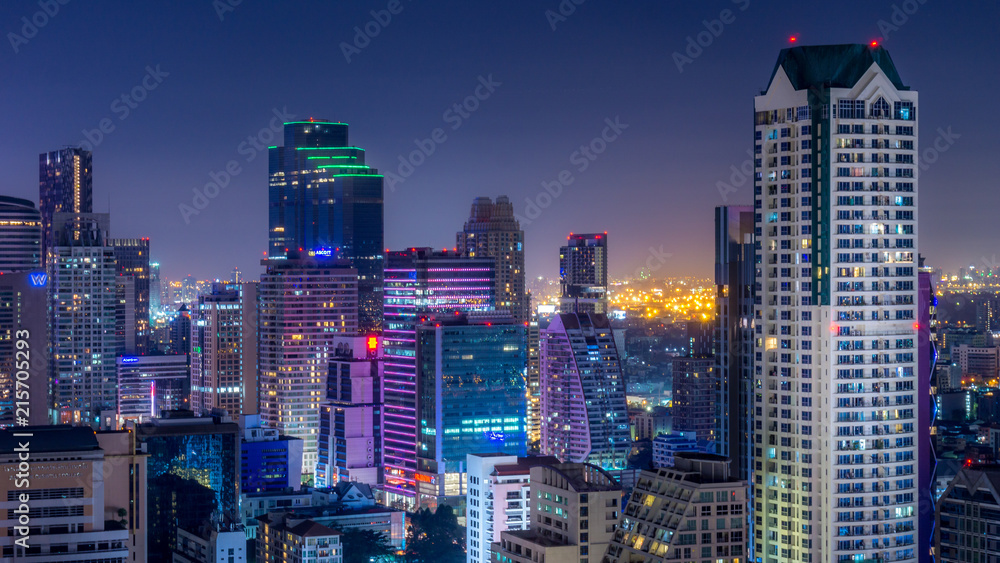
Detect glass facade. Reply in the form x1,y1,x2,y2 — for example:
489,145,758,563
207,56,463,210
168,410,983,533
268,120,384,332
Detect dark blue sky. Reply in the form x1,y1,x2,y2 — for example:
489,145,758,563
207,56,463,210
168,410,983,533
1,0,995,282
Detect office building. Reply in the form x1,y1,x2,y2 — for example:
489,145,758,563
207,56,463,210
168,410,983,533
539,312,629,471
0,426,147,562
256,512,343,563
49,213,118,427
714,205,755,482
111,238,151,355
242,414,304,493
0,270,48,426
527,312,541,448
953,344,999,380
415,314,528,511
137,410,240,563
150,261,162,313
258,258,358,473
268,119,384,332
631,406,671,442
191,282,259,419
0,195,43,272
457,196,528,324
671,356,717,443
753,44,920,562
169,303,192,355
116,354,190,422
39,147,92,262
918,263,937,563
651,431,703,468
316,334,383,489
490,462,621,563
935,464,1000,562
466,453,560,563
382,248,495,508
605,453,748,563
558,233,608,314
174,524,247,563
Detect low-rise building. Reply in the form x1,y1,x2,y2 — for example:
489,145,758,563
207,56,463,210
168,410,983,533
174,523,246,563
256,512,342,563
936,463,1000,562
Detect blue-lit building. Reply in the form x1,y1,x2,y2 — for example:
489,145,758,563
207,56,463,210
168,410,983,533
415,313,527,511
137,410,240,563
241,415,304,493
267,119,384,332
382,248,495,508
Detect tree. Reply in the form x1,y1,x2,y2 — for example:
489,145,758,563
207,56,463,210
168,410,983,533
341,528,394,563
405,505,465,563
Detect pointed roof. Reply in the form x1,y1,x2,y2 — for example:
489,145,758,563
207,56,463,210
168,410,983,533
768,44,909,92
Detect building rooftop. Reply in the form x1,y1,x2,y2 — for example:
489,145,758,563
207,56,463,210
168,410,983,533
768,43,909,92
0,425,99,454
494,456,561,476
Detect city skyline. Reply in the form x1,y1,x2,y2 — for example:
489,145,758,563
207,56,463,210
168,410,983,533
0,1,993,282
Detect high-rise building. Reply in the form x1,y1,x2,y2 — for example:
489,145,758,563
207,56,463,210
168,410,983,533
169,304,192,355
671,356,717,443
258,258,358,473
0,270,48,426
49,213,118,427
117,354,190,422
414,313,528,511
604,453,748,563
527,306,541,449
0,195,43,273
753,44,920,563
39,147,92,263
112,237,151,355
457,196,528,324
490,462,621,563
466,453,560,563
149,261,162,313
191,282,259,419
0,426,147,562
934,464,1000,563
715,205,755,483
268,119,383,332
382,248,495,508
559,233,608,314
918,262,937,563
317,334,383,489
539,312,629,471
137,410,240,563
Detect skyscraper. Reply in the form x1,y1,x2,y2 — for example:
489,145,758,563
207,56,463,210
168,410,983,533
39,147,92,262
112,237,151,355
0,195,43,272
539,312,629,471
414,313,527,511
191,282,259,419
715,205,755,482
258,258,358,473
49,213,118,427
753,44,919,562
456,196,528,324
268,119,384,332
382,248,495,508
117,354,190,422
559,233,608,314
671,355,718,443
0,271,48,426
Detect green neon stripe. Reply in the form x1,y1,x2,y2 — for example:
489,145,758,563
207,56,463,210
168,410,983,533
296,147,365,151
318,165,370,169
284,121,348,126
331,174,383,178
307,156,356,160
267,146,277,149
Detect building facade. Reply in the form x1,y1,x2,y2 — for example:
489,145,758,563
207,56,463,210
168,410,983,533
116,354,190,422
39,147,92,263
382,248,495,508
111,237,151,355
540,312,629,471
753,44,920,563
268,119,383,332
935,464,1000,563
0,195,43,273
258,259,358,473
671,356,717,444
558,233,608,314
0,270,48,426
241,415,304,493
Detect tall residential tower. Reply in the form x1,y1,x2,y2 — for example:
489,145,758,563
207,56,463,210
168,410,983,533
39,147,92,262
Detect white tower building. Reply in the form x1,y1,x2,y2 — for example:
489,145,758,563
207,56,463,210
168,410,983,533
754,44,919,563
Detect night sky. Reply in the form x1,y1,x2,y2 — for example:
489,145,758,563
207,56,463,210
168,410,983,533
1,1,996,282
